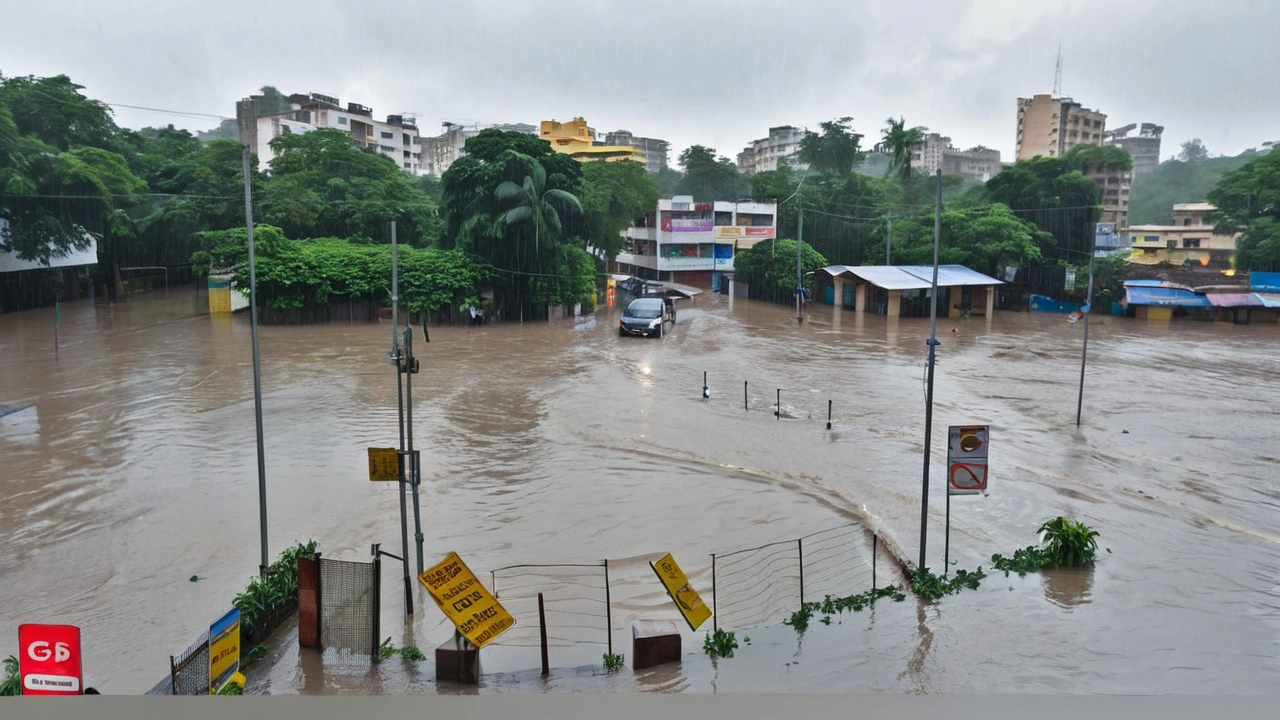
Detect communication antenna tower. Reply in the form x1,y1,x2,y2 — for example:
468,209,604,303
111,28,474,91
1053,44,1063,96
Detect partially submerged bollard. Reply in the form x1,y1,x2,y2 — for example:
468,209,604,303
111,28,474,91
436,634,480,684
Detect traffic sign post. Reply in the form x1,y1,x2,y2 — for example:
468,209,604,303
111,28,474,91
945,425,990,573
18,624,83,695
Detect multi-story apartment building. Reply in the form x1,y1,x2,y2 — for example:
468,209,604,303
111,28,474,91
910,133,1003,182
417,122,538,176
602,130,670,174
236,92,425,174
1105,122,1164,179
615,196,778,287
1126,203,1239,268
1015,93,1106,161
539,118,645,163
737,125,807,173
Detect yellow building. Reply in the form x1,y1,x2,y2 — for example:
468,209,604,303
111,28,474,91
1127,203,1239,268
539,118,645,163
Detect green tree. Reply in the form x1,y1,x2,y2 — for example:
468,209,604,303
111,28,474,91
653,166,683,196
440,130,586,319
798,117,866,176
983,156,1100,259
1207,148,1280,271
1179,138,1210,163
675,145,749,201
495,154,583,257
261,128,440,244
733,238,828,302
1128,150,1265,225
865,204,1047,276
879,117,926,182
578,159,660,260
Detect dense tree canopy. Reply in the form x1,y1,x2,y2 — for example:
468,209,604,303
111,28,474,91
1207,149,1280,271
798,117,866,176
982,156,1100,259
675,145,749,201
577,159,659,260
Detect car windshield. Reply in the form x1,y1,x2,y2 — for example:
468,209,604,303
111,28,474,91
627,305,662,319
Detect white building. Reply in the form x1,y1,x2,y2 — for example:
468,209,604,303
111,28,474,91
236,92,427,175
910,132,1002,182
615,196,778,286
737,125,808,174
417,122,538,177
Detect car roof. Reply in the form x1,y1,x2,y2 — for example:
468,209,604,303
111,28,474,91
626,297,663,308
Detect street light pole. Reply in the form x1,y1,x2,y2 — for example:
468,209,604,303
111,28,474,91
796,184,804,323
919,169,942,571
242,147,269,577
1075,232,1099,427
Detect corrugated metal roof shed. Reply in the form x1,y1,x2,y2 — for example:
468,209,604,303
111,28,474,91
1254,292,1280,308
899,265,1004,287
1205,293,1263,308
822,265,1002,291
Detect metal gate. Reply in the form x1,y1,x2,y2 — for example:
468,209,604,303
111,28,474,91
169,632,210,695
318,556,380,661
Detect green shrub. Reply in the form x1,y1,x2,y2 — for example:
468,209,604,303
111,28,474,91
1037,516,1100,567
602,653,624,672
702,629,738,659
1,655,20,696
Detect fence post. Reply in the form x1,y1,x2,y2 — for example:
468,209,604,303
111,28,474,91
827,400,832,430
711,554,718,632
872,535,877,591
372,551,382,660
776,388,781,419
797,538,804,606
538,592,549,676
315,552,324,649
603,559,612,657
744,381,748,411
169,655,178,695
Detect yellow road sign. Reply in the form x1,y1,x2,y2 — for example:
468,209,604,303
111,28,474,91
367,447,400,482
418,552,515,648
650,552,712,631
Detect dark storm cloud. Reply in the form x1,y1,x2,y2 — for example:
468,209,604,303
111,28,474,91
1,0,1275,164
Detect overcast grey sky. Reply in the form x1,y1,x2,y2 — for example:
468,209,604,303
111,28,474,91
2,0,1276,166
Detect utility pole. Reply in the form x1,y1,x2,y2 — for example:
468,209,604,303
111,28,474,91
404,321,425,576
918,169,942,571
243,147,269,577
795,184,804,323
1076,229,1100,427
390,221,413,614
886,216,893,265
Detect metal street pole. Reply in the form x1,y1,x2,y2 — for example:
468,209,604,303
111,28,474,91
919,169,942,571
886,216,892,265
1075,237,1098,427
391,221,413,614
243,147,269,576
796,185,804,323
405,322,424,576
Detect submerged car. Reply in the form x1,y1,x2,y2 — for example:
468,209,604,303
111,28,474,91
618,297,674,337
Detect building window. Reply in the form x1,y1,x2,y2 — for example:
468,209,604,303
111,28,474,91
1184,238,1202,248
381,131,394,139
338,116,347,125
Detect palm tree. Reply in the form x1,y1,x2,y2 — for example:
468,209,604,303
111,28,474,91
879,117,927,182
495,153,582,258
494,153,583,317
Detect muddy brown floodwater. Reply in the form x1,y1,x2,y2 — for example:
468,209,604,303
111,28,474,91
1,287,1278,695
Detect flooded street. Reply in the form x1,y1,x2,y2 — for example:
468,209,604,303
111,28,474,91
2,287,1278,694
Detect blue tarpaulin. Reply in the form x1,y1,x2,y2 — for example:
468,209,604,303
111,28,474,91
1124,285,1213,307
1250,272,1280,292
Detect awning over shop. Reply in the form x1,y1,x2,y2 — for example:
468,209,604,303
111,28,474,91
1205,293,1265,308
1124,284,1213,307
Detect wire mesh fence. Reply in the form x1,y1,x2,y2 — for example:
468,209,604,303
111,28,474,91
319,556,379,665
486,562,611,655
169,631,210,696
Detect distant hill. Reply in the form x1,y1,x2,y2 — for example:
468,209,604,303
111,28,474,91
1128,149,1270,225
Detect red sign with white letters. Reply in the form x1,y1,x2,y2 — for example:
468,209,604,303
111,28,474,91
18,624,83,695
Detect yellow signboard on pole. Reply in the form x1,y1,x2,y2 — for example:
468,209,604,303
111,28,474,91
367,447,400,482
208,608,240,694
650,553,712,631
418,552,515,648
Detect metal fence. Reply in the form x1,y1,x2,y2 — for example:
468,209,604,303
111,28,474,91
486,562,613,655
710,523,879,631
169,631,210,696
319,556,380,663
